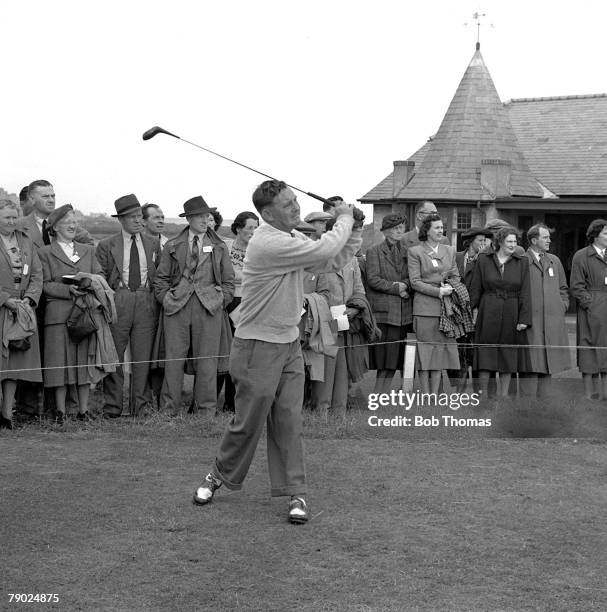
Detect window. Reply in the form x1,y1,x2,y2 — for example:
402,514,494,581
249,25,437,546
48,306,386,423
456,210,472,230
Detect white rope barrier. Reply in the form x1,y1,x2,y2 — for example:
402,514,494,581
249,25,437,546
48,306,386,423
0,337,595,376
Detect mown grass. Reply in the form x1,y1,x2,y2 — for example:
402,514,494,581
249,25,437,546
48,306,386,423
1,381,606,611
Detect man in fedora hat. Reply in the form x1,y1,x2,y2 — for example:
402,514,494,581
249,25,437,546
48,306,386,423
95,194,161,417
154,196,234,413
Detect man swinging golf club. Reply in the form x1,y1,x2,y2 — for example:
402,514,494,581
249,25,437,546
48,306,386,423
192,179,363,523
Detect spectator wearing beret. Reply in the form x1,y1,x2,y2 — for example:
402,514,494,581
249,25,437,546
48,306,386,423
366,213,412,394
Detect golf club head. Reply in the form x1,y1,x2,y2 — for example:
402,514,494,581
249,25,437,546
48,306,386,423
142,126,180,141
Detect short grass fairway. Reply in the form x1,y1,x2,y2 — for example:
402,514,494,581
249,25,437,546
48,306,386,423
1,391,607,611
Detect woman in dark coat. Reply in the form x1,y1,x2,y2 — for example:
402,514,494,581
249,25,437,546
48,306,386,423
38,205,103,421
570,219,607,399
469,226,532,397
0,199,43,429
365,213,411,394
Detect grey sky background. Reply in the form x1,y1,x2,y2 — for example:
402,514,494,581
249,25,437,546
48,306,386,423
2,0,605,220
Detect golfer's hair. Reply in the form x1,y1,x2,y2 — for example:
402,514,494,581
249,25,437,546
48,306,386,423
19,186,29,203
142,203,161,220
27,179,52,195
325,217,337,232
493,225,520,250
417,213,442,242
252,180,287,214
323,195,344,213
527,223,551,243
231,211,259,235
0,199,18,210
586,219,607,244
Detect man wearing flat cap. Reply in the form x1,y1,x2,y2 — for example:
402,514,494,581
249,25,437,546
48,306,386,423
154,196,235,413
95,194,161,417
304,211,333,241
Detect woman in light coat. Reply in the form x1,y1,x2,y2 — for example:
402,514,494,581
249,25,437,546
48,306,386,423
408,213,460,394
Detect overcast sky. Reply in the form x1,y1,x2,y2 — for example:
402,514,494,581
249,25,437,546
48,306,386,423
2,0,606,220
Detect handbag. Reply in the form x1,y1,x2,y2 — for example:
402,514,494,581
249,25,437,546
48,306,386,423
8,337,31,351
66,298,98,343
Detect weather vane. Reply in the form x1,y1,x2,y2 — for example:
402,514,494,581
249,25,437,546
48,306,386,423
464,10,493,47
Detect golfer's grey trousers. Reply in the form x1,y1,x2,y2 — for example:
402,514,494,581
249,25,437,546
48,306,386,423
213,337,306,497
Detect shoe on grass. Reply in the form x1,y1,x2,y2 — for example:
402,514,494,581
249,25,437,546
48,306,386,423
193,472,223,505
288,496,309,524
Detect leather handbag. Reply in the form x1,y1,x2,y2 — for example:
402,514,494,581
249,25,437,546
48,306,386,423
66,298,98,343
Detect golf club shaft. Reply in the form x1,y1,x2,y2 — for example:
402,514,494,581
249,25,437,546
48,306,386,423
172,135,335,206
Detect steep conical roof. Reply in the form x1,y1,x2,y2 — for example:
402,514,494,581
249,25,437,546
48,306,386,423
394,46,543,200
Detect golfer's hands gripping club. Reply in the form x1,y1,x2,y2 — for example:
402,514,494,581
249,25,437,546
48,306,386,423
333,201,366,229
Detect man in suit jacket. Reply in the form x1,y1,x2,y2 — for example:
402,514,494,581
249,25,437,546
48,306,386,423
19,180,94,249
96,194,160,417
154,196,235,413
401,200,450,250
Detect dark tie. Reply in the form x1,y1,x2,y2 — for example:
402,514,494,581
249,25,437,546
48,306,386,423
128,235,141,291
189,235,199,279
42,220,51,246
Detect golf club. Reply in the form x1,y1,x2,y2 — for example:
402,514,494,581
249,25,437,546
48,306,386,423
142,125,365,221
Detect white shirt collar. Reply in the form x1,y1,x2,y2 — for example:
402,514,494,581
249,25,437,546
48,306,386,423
122,229,140,243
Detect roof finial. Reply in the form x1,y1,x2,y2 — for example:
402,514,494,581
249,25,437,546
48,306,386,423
464,10,492,49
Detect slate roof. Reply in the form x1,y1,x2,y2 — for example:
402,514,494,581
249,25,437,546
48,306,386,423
505,94,607,196
361,49,607,202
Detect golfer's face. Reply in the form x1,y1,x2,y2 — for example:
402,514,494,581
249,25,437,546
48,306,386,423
269,188,301,232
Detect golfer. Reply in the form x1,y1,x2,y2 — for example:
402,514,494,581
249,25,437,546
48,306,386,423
193,179,362,523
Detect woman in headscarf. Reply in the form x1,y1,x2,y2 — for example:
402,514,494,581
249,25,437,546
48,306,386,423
0,199,43,429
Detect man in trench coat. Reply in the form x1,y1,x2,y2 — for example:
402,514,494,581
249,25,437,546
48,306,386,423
521,224,571,397
153,196,234,413
570,218,607,399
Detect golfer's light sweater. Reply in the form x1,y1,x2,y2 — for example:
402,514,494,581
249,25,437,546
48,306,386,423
235,215,362,343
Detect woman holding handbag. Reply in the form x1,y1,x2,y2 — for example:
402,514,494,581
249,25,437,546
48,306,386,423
0,199,43,429
38,205,103,422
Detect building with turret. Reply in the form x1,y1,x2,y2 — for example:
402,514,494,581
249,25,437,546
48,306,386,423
360,43,607,274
